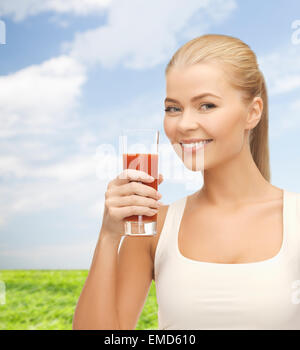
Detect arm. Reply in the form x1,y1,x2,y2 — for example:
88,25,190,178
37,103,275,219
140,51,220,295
116,204,169,329
72,204,167,330
72,229,154,330
72,170,165,330
72,230,122,329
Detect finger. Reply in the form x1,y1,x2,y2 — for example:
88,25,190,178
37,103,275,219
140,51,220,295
109,195,160,209
113,205,159,219
117,181,160,200
113,169,155,186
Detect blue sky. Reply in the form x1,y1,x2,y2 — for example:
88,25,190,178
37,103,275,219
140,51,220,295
0,0,299,269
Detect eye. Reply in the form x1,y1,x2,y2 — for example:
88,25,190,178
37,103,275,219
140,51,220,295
199,103,216,111
164,106,180,113
164,103,216,114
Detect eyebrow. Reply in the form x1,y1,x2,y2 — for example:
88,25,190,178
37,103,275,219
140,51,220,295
164,92,221,104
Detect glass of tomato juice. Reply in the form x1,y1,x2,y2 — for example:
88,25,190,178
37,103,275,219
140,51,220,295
120,128,159,236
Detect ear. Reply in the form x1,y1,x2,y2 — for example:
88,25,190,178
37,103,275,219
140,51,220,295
245,96,263,131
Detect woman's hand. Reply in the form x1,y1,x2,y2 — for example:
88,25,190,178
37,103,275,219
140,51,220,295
101,169,164,239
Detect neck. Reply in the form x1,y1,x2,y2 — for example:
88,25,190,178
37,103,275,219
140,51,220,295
199,140,279,209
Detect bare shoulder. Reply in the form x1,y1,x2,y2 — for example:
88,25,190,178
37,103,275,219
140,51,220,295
148,204,169,275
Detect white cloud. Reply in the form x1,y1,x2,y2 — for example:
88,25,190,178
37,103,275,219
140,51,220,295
34,154,99,181
0,0,111,21
0,151,113,225
0,153,97,181
0,156,29,178
77,131,98,152
0,55,86,138
258,44,300,96
67,0,237,69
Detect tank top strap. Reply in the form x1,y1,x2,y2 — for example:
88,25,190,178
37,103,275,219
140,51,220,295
154,196,187,276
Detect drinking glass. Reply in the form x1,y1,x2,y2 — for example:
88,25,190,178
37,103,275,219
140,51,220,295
121,128,159,236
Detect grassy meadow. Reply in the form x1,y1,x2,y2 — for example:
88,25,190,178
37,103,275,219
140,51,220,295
0,270,158,330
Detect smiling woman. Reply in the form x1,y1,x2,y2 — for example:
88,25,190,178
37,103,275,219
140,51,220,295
73,33,300,331
151,33,300,330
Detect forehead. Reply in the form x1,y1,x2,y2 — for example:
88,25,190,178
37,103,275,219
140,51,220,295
165,63,231,99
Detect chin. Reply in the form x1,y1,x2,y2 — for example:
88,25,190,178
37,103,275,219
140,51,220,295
182,160,205,172
172,142,207,172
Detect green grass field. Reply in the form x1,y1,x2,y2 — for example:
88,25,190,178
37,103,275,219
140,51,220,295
0,270,158,330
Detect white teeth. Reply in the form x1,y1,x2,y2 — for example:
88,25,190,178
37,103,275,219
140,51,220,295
181,140,211,148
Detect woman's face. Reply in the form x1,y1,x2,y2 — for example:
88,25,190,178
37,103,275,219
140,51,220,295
164,63,256,172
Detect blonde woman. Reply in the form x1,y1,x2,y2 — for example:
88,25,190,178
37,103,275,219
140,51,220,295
73,34,300,330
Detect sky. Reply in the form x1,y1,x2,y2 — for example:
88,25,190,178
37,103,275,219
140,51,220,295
0,0,299,269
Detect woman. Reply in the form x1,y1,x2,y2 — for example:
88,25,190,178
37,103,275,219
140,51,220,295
72,34,300,330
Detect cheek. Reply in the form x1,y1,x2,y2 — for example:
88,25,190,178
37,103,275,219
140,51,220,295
215,109,245,149
163,116,176,140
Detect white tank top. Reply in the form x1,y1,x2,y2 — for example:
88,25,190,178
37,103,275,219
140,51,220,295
154,189,300,330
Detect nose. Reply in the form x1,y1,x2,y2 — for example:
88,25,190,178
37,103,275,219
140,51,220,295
176,109,201,133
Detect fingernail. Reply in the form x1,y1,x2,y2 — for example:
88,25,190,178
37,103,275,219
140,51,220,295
157,201,164,206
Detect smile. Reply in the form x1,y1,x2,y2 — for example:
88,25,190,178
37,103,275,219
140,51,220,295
180,139,213,153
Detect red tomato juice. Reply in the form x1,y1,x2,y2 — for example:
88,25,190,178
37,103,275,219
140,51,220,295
123,153,158,222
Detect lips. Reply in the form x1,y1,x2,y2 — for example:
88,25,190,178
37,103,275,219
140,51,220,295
180,138,213,144
180,139,213,153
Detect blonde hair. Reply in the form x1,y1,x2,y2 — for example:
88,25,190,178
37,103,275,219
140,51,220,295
165,34,270,182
